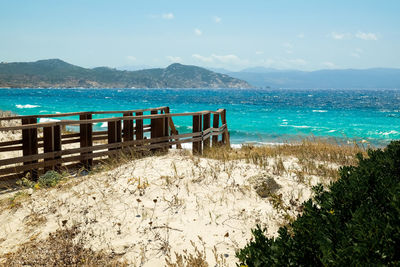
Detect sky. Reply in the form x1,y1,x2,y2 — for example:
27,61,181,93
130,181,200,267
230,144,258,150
0,0,399,71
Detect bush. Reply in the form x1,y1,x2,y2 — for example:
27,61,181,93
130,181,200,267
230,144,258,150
37,170,64,188
237,141,400,266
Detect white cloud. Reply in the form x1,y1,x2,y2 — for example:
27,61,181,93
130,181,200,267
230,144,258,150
355,31,378,40
330,32,350,40
288,58,307,66
322,61,336,68
162,13,174,20
214,16,222,23
297,33,305,38
194,28,202,36
212,54,241,63
255,51,264,55
192,53,248,66
192,54,213,63
127,56,136,62
351,48,363,58
166,56,182,63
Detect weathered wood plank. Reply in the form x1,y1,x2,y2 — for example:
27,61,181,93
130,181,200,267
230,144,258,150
0,111,225,131
80,113,93,169
193,115,202,155
135,112,144,143
22,117,38,179
203,113,211,150
0,136,204,176
212,113,219,146
123,112,133,142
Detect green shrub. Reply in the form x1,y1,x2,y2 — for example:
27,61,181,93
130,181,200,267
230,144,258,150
237,141,400,266
37,170,64,188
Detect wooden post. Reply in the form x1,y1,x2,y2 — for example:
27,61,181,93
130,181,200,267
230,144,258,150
203,113,211,150
43,125,62,172
22,117,38,180
151,110,166,152
150,110,158,140
80,113,93,170
53,125,62,171
163,108,171,148
221,109,230,147
135,111,144,146
43,126,54,172
108,120,122,146
212,113,219,147
163,108,170,137
192,115,202,155
123,112,133,142
165,107,182,149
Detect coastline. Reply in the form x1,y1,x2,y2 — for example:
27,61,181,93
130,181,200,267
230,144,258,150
0,115,366,265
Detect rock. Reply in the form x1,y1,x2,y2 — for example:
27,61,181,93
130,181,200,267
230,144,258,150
249,173,281,198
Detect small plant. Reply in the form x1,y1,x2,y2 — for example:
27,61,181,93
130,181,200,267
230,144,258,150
37,170,64,188
16,175,36,188
165,237,208,267
1,225,127,266
2,191,30,209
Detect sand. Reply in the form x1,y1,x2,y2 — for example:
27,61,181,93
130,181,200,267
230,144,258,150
0,144,330,266
0,121,344,266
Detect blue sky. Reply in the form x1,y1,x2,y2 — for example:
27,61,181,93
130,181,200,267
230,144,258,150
0,0,399,71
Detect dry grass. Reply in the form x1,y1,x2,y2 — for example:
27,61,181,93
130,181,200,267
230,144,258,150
165,237,227,267
0,137,370,266
204,138,366,165
1,225,127,266
203,137,368,183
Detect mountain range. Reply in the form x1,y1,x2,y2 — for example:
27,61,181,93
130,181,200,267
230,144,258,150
1,59,399,89
225,67,400,89
0,59,251,89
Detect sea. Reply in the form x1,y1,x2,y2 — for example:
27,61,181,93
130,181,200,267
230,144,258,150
1,88,400,147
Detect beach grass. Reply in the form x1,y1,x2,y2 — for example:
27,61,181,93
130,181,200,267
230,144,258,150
0,119,373,266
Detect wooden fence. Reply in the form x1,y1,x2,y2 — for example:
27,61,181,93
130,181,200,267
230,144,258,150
0,107,229,182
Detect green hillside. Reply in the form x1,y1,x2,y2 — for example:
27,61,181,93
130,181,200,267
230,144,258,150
0,59,251,89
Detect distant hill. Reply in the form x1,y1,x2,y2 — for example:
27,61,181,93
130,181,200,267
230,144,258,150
227,68,400,89
0,59,251,89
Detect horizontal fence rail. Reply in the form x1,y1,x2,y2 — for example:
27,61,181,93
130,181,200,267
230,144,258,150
0,106,230,182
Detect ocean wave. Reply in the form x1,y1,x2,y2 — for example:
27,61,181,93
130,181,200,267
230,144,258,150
39,118,60,123
292,125,311,129
100,122,108,128
16,104,40,109
312,110,328,113
379,130,399,136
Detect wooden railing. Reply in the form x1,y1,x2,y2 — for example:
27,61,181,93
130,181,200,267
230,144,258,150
0,107,229,181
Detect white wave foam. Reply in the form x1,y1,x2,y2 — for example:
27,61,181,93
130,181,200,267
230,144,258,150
312,110,328,113
39,118,60,123
379,130,399,136
292,125,311,129
328,130,336,133
16,104,40,109
100,122,108,128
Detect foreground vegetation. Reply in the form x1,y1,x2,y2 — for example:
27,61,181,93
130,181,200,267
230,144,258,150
237,140,400,266
3,138,391,266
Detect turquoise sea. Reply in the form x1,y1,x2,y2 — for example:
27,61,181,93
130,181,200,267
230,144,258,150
1,88,400,146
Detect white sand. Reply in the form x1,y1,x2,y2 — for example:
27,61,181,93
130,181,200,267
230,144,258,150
0,146,328,266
